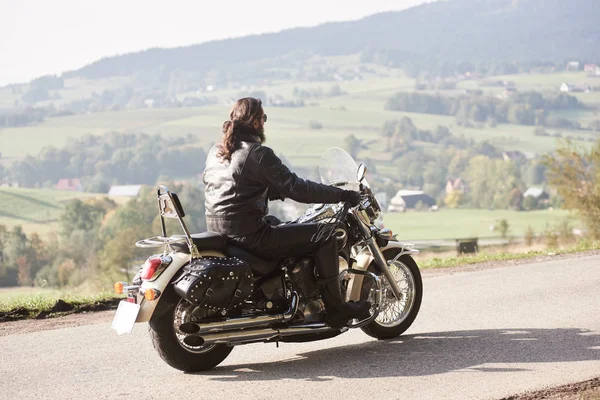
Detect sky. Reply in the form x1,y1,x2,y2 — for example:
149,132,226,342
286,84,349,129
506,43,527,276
0,0,428,86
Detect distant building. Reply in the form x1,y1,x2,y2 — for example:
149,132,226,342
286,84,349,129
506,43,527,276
566,61,580,71
523,187,549,200
584,64,598,73
523,187,550,207
108,185,142,197
55,178,83,192
445,178,465,195
388,190,436,212
497,87,517,100
560,83,572,92
502,151,526,163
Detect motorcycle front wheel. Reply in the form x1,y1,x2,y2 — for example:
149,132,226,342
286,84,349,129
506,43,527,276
149,296,233,372
360,249,423,340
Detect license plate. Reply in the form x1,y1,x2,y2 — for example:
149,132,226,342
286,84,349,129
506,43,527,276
111,301,140,335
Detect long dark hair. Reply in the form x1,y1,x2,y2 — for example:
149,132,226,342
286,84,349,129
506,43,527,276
218,97,264,162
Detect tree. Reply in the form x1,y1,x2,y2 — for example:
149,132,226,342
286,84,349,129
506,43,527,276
414,200,427,211
16,256,31,286
464,156,523,209
21,87,50,103
328,84,343,97
496,219,510,238
533,126,548,136
522,195,538,211
100,228,147,284
59,199,106,237
0,226,28,287
543,139,600,239
57,259,76,288
444,190,463,208
507,187,523,210
344,135,368,159
525,225,535,246
423,161,446,199
309,121,323,129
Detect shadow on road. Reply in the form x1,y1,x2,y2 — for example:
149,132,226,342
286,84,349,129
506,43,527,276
200,328,600,381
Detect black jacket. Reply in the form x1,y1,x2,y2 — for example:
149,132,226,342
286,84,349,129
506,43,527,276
203,130,344,235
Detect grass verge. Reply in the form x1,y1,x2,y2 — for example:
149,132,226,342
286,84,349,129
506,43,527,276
0,291,121,322
421,240,600,269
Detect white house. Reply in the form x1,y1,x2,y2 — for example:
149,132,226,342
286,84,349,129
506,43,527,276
388,190,436,212
108,185,142,197
560,83,572,92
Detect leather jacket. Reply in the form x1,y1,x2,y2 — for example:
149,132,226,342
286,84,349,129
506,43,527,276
203,130,345,235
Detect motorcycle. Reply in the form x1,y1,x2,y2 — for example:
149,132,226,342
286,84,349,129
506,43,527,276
111,147,422,372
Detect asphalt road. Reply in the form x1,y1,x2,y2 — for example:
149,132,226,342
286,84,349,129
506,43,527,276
2,256,599,400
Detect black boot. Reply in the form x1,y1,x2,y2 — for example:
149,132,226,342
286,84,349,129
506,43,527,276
314,238,371,328
320,275,371,329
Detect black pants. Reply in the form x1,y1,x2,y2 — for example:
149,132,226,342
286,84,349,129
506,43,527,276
229,223,338,279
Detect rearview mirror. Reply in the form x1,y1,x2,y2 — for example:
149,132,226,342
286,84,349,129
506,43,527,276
357,163,367,183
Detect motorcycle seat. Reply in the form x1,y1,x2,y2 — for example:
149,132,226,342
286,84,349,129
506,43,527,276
171,232,228,252
224,244,280,277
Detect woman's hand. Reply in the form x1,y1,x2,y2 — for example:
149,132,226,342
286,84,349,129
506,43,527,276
341,190,361,207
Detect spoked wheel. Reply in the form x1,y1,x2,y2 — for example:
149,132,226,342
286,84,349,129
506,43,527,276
149,297,233,372
360,249,423,340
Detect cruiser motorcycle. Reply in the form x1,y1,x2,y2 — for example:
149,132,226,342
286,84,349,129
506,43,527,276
112,147,422,372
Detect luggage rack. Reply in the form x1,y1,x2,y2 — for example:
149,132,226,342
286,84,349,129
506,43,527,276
135,236,187,248
134,186,200,258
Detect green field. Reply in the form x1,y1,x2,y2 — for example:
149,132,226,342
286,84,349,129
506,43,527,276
1,66,597,239
382,208,574,241
0,187,103,235
2,67,599,165
0,186,576,242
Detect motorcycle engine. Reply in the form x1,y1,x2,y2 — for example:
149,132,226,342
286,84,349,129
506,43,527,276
288,258,319,298
257,274,288,313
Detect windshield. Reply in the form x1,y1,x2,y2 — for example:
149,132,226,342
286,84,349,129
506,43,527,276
319,147,371,192
319,147,383,224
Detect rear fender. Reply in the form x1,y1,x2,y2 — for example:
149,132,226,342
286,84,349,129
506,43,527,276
348,241,419,302
136,250,225,323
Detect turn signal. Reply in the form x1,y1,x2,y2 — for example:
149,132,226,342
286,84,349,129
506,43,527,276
144,288,161,301
378,229,393,240
114,282,126,295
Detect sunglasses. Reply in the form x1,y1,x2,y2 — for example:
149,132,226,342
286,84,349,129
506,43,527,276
261,114,268,122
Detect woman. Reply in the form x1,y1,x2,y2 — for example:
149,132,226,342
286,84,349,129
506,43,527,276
203,97,370,328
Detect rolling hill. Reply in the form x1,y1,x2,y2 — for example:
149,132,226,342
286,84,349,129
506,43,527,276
67,0,600,80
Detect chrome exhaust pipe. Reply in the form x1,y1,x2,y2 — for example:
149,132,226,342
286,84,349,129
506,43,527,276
183,323,335,347
179,292,300,335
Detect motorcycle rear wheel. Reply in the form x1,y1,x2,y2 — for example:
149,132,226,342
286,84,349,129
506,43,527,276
360,250,423,340
149,298,233,372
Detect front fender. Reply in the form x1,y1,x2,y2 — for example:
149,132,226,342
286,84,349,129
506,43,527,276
355,240,419,271
348,241,419,301
136,250,225,323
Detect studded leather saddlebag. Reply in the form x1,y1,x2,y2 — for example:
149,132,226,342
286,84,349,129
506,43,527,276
173,257,254,311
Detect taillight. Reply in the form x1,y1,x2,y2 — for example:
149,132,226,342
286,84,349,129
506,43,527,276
140,258,163,280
